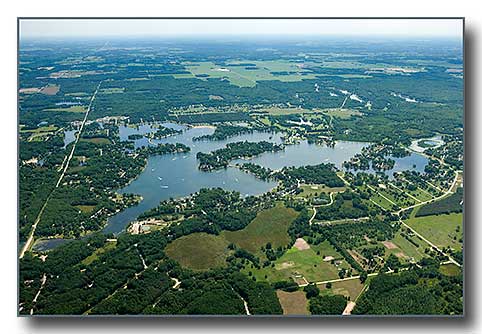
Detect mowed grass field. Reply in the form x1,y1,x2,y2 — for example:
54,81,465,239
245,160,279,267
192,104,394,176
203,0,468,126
385,231,430,262
439,263,461,277
319,278,365,301
223,203,298,256
276,290,310,315
43,105,87,113
79,137,111,145
298,184,345,198
245,240,351,283
405,213,463,251
322,108,363,119
165,204,298,270
164,232,231,271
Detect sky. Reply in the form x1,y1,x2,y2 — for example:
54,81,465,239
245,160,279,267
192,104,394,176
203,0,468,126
19,18,463,39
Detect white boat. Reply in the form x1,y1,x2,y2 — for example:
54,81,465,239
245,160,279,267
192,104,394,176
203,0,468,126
158,177,162,181
160,185,169,189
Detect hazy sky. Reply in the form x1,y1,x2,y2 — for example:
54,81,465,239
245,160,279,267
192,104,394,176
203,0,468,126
20,18,463,39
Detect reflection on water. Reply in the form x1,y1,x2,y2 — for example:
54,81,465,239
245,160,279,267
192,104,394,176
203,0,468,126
40,122,430,249
105,123,371,235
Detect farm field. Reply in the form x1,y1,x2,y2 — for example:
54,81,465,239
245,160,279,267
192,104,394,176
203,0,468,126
244,240,352,284
165,204,297,270
319,278,365,301
405,213,463,251
164,232,231,270
223,203,298,256
276,290,310,315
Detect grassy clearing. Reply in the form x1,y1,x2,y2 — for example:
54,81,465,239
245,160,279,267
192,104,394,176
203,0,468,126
319,279,365,301
276,290,310,315
223,203,297,256
75,205,96,214
44,105,87,113
405,213,463,251
183,60,321,88
244,240,351,283
165,232,231,271
298,184,345,198
439,263,461,276
255,106,313,115
100,87,125,94
370,193,395,211
80,137,111,145
81,240,117,266
323,108,363,119
404,186,434,202
385,231,430,262
20,125,58,133
165,204,297,271
310,240,345,258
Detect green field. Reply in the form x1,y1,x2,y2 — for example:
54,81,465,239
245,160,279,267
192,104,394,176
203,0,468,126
255,106,313,115
182,60,321,88
43,105,87,113
75,205,96,214
298,184,345,198
385,231,430,262
223,203,298,255
323,108,363,119
439,263,461,277
245,240,351,284
276,290,310,315
405,213,463,251
165,204,297,270
164,232,231,270
319,278,365,301
81,240,117,266
80,137,111,145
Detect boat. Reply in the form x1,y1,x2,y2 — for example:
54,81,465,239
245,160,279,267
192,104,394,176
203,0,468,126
158,177,162,181
160,185,169,189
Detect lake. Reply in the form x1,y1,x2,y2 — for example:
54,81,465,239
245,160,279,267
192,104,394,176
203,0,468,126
103,123,371,234
50,121,429,246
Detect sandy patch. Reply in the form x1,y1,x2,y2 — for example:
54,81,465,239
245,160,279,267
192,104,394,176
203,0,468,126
40,85,60,95
394,252,408,259
279,261,295,269
323,256,335,262
294,238,311,251
382,241,398,250
19,87,41,94
342,301,356,315
208,95,224,100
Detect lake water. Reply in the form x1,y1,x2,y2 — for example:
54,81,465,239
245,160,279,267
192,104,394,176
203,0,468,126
42,122,429,248
63,129,77,148
33,238,73,252
360,153,429,178
103,123,372,235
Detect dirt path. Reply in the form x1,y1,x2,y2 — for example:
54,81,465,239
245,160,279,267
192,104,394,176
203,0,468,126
309,206,317,225
342,301,356,315
30,273,47,315
241,296,251,315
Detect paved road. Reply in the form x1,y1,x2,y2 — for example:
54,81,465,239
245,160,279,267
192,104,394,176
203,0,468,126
19,81,102,259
